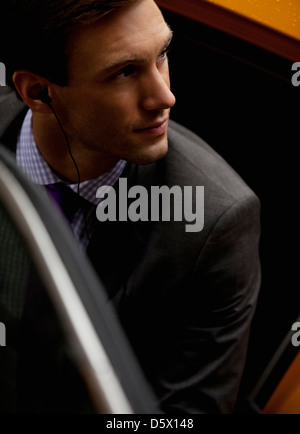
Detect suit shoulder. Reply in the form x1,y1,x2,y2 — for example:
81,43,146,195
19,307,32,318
167,120,257,205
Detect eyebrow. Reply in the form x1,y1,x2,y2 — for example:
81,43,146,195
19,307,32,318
100,26,173,77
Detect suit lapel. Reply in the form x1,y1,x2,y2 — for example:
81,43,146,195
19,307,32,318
86,162,158,303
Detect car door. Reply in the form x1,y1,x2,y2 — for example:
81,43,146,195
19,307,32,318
0,145,159,414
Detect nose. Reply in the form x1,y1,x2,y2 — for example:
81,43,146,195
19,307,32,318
140,68,176,112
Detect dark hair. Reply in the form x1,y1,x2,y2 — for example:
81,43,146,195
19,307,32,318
0,0,141,90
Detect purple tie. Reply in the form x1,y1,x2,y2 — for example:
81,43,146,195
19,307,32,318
45,183,87,224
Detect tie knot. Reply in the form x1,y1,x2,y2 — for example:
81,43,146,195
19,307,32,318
45,183,87,224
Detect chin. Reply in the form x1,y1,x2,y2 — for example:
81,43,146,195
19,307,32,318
130,137,169,165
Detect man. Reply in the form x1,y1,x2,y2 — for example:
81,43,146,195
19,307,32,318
0,0,261,413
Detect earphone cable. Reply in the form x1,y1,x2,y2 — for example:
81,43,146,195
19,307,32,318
48,102,92,243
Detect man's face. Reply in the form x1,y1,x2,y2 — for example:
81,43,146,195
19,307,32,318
53,0,176,166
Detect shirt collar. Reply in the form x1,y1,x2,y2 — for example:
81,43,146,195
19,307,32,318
16,109,127,205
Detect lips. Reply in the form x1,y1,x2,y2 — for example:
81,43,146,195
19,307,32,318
134,119,168,136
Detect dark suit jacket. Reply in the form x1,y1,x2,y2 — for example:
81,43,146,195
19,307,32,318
0,89,261,414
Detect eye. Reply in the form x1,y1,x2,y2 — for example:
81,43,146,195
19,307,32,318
158,48,170,62
112,65,136,80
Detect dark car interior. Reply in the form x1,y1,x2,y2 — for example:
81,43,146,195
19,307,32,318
157,4,300,413
0,146,159,414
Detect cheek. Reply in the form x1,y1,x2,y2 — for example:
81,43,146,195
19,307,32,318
93,91,139,131
59,84,139,138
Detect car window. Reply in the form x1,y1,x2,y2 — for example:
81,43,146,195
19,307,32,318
156,3,299,413
250,323,300,414
157,0,300,59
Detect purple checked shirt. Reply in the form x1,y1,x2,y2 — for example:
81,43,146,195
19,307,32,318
16,109,127,250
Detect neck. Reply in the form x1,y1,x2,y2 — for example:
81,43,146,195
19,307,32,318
32,111,119,183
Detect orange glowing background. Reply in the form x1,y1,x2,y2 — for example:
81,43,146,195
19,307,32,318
264,352,300,414
206,0,300,40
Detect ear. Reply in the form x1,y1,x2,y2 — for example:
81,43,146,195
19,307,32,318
13,70,53,113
